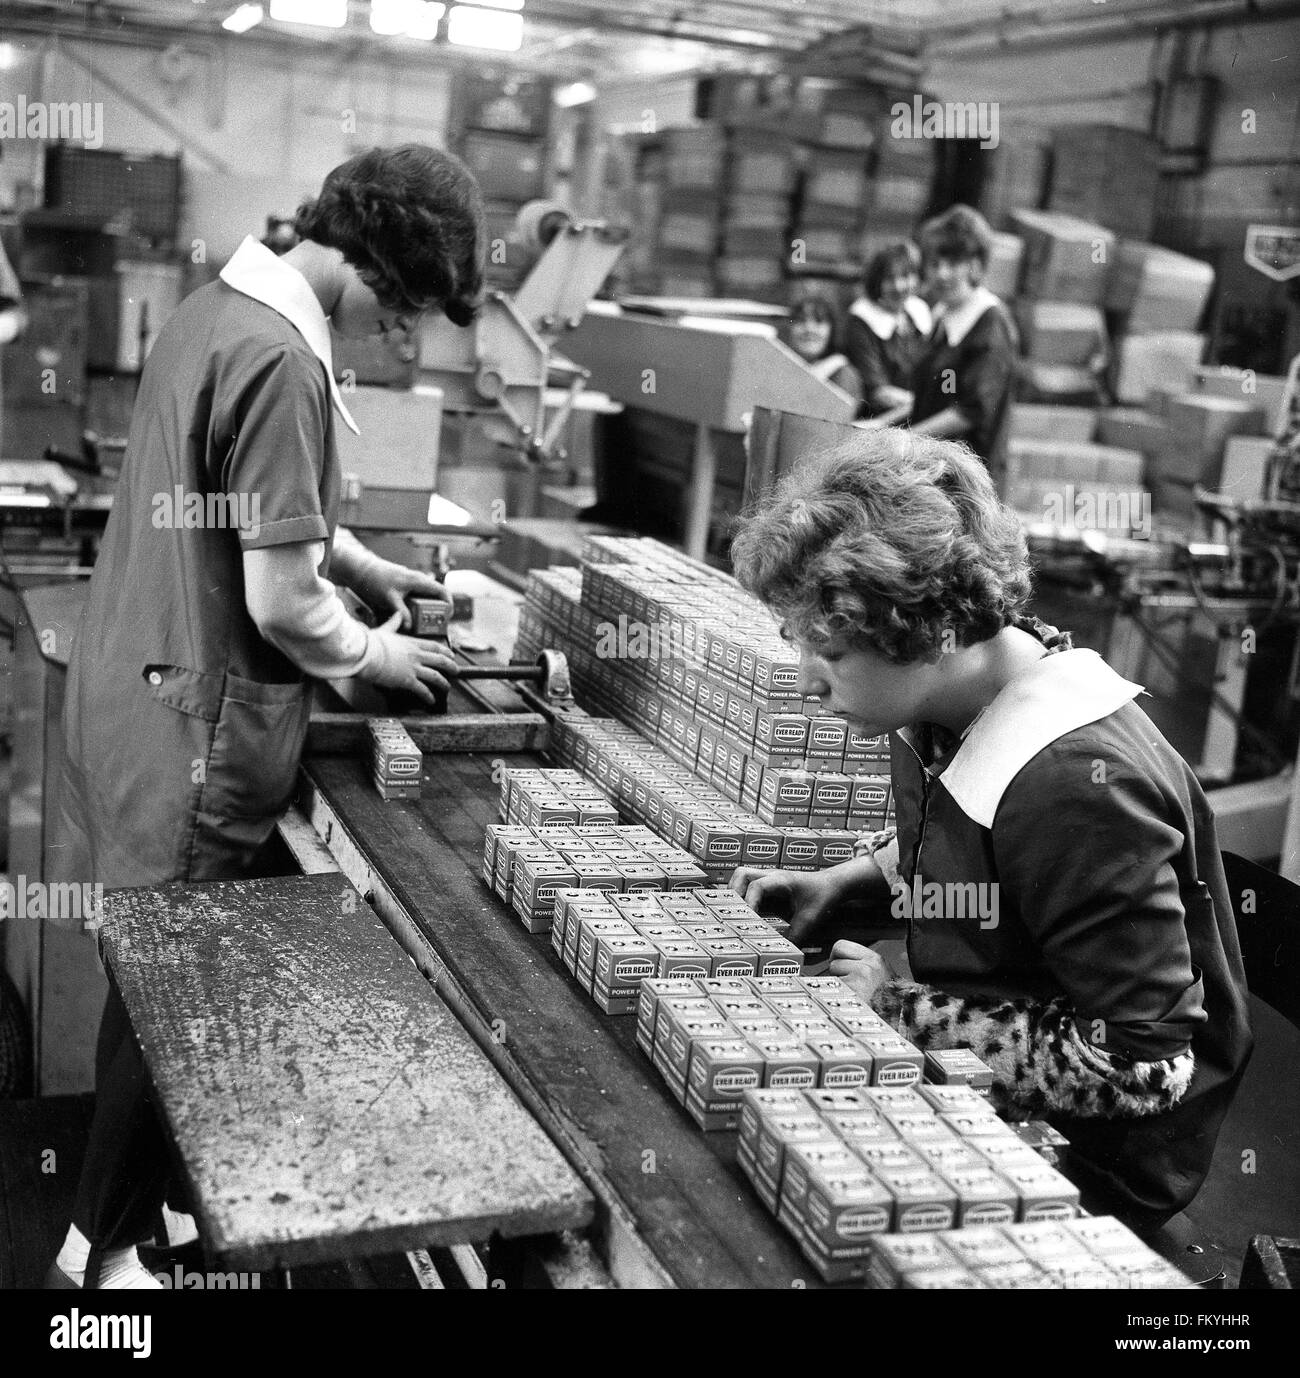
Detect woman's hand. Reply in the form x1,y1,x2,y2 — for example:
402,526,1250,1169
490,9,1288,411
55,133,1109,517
728,866,847,945
353,562,448,630
827,939,893,1005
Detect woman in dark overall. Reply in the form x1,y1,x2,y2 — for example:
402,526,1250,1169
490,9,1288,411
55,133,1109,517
46,145,484,1288
728,429,1253,1233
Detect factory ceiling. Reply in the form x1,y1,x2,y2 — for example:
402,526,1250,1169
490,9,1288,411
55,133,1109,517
0,0,1295,82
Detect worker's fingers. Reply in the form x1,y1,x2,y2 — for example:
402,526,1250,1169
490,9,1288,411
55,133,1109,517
413,664,450,696
405,677,438,711
408,644,458,674
727,866,765,896
743,873,793,916
379,590,412,630
404,573,449,601
829,939,874,962
378,608,405,633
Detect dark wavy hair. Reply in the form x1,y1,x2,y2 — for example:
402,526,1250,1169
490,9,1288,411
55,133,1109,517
787,290,844,359
731,427,1032,663
294,144,485,326
918,202,994,269
863,241,921,302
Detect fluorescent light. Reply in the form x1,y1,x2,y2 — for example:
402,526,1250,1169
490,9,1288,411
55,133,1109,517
555,82,595,108
269,0,348,27
447,5,523,50
222,4,264,33
371,1,445,39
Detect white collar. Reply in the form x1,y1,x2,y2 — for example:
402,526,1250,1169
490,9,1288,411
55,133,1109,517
935,285,1001,348
219,237,360,435
849,295,931,340
936,648,1144,829
810,352,849,382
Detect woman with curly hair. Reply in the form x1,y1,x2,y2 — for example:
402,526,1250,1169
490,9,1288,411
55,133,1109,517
46,145,485,1289
727,428,1252,1231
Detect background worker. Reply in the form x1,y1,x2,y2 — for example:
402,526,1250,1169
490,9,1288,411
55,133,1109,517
908,204,1019,486
46,143,485,1289
786,289,865,410
844,241,931,419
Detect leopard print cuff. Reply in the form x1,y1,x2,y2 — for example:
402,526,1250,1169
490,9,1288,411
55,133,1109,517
869,979,1194,1120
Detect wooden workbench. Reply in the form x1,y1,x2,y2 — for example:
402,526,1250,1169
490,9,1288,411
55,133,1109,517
296,744,817,1289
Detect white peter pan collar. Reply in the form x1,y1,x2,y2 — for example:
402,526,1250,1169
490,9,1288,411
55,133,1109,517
936,648,1145,829
220,236,360,435
849,295,932,341
934,284,1001,348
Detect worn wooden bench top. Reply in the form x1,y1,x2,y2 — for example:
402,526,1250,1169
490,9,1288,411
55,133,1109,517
99,872,592,1271
301,752,818,1288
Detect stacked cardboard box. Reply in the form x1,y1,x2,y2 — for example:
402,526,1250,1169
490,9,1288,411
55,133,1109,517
1008,404,1096,443
1148,394,1268,526
1010,210,1115,405
1014,300,1107,368
1049,125,1161,239
1110,330,1206,406
1004,440,1148,530
1104,241,1215,334
1011,210,1114,305
984,231,1025,301
717,129,800,302
977,132,1051,227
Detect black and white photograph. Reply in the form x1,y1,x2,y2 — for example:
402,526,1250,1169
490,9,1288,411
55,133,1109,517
0,0,1296,1346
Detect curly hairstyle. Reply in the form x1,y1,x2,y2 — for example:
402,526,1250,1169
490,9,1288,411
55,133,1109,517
294,144,485,326
731,427,1031,663
918,202,994,270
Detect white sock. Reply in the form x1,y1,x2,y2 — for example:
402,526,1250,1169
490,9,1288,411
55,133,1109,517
56,1224,92,1276
96,1247,163,1289
161,1206,199,1247
55,1230,162,1288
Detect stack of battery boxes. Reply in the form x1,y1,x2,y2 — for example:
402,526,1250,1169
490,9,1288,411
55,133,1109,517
367,718,423,800
547,715,868,884
862,1220,1195,1290
637,973,925,1134
486,767,802,1011
512,536,895,849
552,890,804,1016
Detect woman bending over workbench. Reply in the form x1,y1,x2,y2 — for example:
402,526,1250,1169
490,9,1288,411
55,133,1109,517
727,428,1253,1231
45,145,485,1289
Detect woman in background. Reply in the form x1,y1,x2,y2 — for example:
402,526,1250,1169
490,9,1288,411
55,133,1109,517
786,290,864,411
845,241,931,418
909,204,1019,486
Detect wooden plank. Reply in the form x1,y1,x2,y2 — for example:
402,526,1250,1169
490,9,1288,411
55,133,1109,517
97,873,592,1271
275,807,340,875
307,711,549,756
302,754,820,1289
